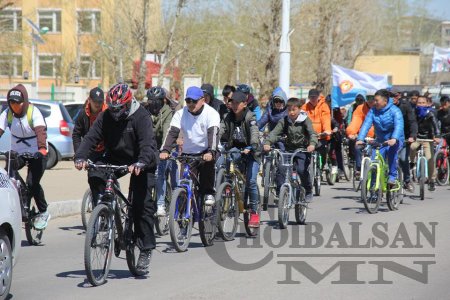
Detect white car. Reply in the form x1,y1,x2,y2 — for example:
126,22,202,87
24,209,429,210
0,167,21,299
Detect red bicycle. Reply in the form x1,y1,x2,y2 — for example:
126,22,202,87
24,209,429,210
434,134,450,186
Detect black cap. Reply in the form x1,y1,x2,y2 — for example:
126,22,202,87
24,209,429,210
89,87,104,103
308,89,320,97
201,83,214,98
230,91,246,103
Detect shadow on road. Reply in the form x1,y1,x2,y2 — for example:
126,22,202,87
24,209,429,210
56,269,147,288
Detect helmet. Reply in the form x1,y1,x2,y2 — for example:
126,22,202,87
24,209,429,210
106,83,133,121
236,84,251,94
146,86,166,115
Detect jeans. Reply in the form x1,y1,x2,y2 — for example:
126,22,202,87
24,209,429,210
372,141,403,182
398,143,411,183
156,159,178,206
230,149,260,211
276,152,312,195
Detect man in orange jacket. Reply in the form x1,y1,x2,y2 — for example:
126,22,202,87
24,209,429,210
346,96,375,177
302,89,333,174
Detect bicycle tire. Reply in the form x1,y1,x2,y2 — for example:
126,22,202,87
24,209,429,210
244,186,261,237
277,186,290,229
435,153,449,186
352,163,358,192
419,159,426,200
199,194,219,247
387,168,402,211
168,188,193,252
326,168,336,185
25,205,43,246
81,189,93,230
124,215,147,276
342,150,352,181
215,167,226,192
156,178,171,236
262,160,272,211
84,204,114,286
216,182,239,241
361,165,382,214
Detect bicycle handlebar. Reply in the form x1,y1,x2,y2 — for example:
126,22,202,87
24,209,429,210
86,160,129,171
415,139,435,143
272,148,309,165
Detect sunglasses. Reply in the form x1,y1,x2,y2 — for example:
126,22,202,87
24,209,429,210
185,98,200,104
273,98,284,104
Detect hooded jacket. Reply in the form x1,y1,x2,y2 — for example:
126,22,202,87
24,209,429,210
265,111,318,151
415,106,440,139
75,98,158,171
201,83,228,120
358,99,405,143
437,107,450,135
346,102,375,138
301,95,332,140
151,103,173,148
246,93,261,121
258,87,287,131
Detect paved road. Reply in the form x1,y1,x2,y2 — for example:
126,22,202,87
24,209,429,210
11,180,450,300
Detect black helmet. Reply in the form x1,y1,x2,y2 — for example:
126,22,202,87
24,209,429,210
146,86,166,115
236,84,251,94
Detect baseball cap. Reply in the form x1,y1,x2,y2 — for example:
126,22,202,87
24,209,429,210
230,91,246,103
7,89,24,102
89,87,104,103
308,89,320,98
185,86,204,101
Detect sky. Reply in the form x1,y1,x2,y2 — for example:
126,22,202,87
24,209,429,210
409,0,450,20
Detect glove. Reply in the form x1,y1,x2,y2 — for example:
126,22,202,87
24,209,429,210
39,148,48,156
34,148,47,159
74,159,86,170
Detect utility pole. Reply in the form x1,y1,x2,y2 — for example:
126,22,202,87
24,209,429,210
279,0,291,95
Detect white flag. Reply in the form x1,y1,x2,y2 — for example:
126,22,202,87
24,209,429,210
431,46,450,73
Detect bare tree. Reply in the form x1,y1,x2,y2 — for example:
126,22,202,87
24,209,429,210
135,0,150,100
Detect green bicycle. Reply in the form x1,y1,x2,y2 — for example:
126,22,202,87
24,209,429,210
360,141,404,213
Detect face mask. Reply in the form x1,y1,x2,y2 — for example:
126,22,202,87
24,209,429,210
415,106,429,119
109,103,130,121
147,99,164,115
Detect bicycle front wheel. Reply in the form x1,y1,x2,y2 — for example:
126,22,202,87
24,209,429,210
244,187,261,237
262,159,272,211
168,188,193,252
216,182,239,241
277,185,291,229
418,159,426,200
387,168,403,211
156,179,171,236
84,204,114,286
361,165,382,214
435,153,449,186
81,189,93,230
25,205,44,246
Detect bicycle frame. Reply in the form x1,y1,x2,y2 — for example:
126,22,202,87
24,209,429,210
274,149,306,207
367,146,401,193
415,143,429,179
175,157,202,223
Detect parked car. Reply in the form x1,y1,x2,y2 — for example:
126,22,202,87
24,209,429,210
64,102,85,122
0,98,74,169
0,167,21,299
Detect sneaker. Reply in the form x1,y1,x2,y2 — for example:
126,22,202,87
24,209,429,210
404,181,415,193
136,249,152,274
156,204,166,217
331,166,338,175
205,194,215,206
305,192,313,203
248,212,260,228
34,211,51,230
428,181,435,192
387,179,396,187
354,170,361,180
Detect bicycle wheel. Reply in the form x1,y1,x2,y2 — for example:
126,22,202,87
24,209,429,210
81,189,93,230
387,168,403,211
168,188,193,252
262,159,272,211
342,149,352,181
156,179,171,236
419,159,426,201
215,167,226,192
199,194,219,247
25,205,44,246
325,167,336,185
84,204,114,286
352,163,358,192
124,215,147,276
216,182,239,241
277,185,291,229
435,153,449,186
244,187,261,237
361,165,382,214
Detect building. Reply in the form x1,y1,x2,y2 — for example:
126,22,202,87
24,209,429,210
442,21,450,48
0,0,161,100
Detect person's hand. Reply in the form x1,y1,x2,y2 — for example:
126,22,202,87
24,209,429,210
160,152,169,160
332,128,338,133
348,134,357,140
74,159,87,170
263,144,271,152
324,131,332,136
355,140,363,146
434,137,441,144
307,145,315,153
203,152,213,162
408,137,414,143
39,148,48,156
129,162,145,176
387,139,397,146
243,148,251,155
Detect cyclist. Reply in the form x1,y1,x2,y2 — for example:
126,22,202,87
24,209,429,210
409,95,441,191
160,86,220,207
263,97,318,203
346,96,376,178
356,89,404,185
345,94,365,125
392,90,417,192
236,84,261,121
145,86,177,216
0,84,50,229
409,90,420,108
72,87,107,207
302,89,333,175
257,87,287,133
438,95,450,146
220,90,260,227
201,83,228,119
74,83,159,274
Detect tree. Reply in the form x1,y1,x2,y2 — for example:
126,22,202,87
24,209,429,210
135,0,150,100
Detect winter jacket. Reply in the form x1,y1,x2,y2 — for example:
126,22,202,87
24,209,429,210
151,104,173,148
394,98,417,139
438,107,450,135
247,93,261,121
416,108,440,139
257,87,287,131
265,112,318,151
75,99,158,171
357,99,405,143
72,99,108,153
301,95,332,140
220,108,261,162
346,102,375,138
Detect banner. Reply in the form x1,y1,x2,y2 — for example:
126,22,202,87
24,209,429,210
331,64,389,108
431,46,450,73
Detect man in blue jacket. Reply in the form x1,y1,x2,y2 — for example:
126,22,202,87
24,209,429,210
356,89,405,185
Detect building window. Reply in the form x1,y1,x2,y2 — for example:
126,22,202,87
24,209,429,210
38,10,61,33
39,55,61,77
0,10,22,31
446,29,450,36
0,55,22,76
80,56,101,78
78,11,101,33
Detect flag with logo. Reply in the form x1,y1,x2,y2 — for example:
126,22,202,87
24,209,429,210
431,46,450,73
331,64,389,108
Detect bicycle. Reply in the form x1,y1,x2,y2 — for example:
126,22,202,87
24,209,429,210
360,141,404,213
275,149,309,229
261,147,280,211
318,133,337,185
309,151,321,196
168,155,220,252
1,151,46,245
352,143,372,192
81,188,92,230
412,139,434,201
215,149,262,240
434,134,449,186
339,135,352,182
155,159,177,236
83,161,145,286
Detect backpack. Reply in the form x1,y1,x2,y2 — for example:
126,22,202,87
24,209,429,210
7,104,35,129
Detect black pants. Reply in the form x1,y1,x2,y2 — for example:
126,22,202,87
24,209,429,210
188,157,216,196
89,168,157,251
276,152,312,194
316,140,330,169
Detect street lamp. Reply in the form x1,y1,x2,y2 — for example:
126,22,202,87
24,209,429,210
232,41,245,84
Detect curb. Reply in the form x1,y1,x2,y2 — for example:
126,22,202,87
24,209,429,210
48,199,82,219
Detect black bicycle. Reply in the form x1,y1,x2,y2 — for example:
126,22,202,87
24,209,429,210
1,151,45,245
84,161,145,286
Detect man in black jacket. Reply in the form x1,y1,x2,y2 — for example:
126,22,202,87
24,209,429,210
74,83,158,274
72,87,107,206
393,91,418,191
201,83,227,120
438,95,450,146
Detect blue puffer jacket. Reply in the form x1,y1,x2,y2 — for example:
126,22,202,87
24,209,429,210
258,87,287,131
357,99,405,143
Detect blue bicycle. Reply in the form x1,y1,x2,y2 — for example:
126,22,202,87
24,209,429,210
168,156,219,252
